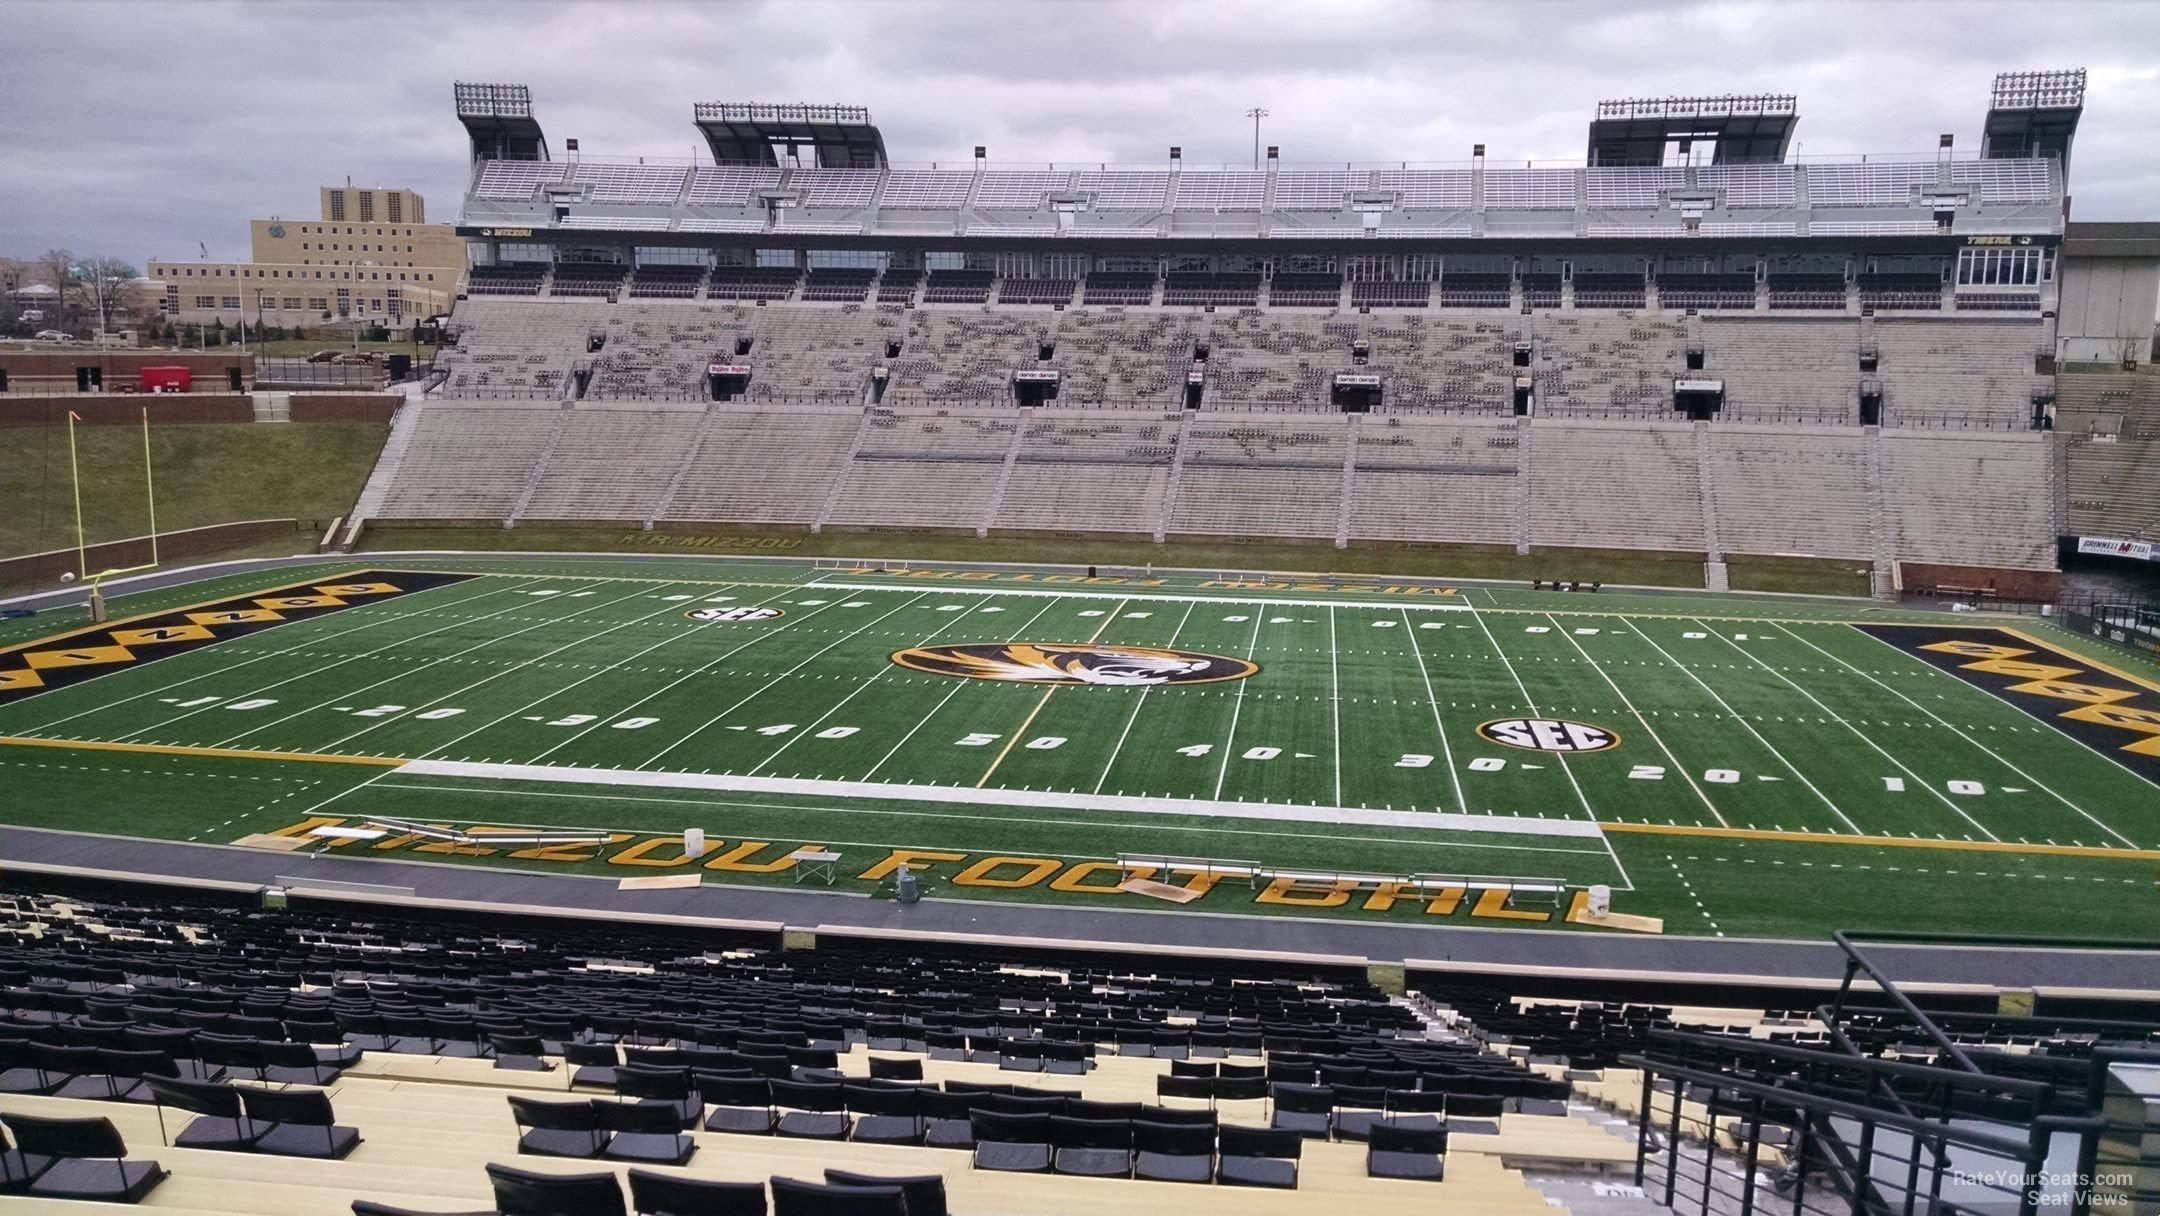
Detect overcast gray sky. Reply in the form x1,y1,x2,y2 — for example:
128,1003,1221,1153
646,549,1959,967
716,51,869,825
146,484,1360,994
4,0,2155,265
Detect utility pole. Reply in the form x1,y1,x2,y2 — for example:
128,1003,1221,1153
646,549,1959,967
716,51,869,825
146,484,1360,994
1246,107,1269,169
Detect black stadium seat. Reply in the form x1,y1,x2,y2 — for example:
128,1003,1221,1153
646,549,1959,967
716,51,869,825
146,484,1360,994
508,1095,607,1159
823,1168,949,1216
484,1161,626,1215
0,1112,166,1203
770,1175,906,1216
1366,1119,1447,1180
243,1085,361,1159
144,1075,263,1151
1133,1118,1214,1182
626,1168,766,1215
1217,1122,1300,1188
595,1101,695,1166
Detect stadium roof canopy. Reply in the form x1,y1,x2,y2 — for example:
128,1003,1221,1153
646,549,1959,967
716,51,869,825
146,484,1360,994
456,81,549,163
1982,69,2085,173
694,102,889,169
1586,94,1798,167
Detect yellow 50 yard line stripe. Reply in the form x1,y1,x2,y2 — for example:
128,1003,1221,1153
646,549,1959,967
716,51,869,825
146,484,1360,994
974,597,1132,789
0,736,406,767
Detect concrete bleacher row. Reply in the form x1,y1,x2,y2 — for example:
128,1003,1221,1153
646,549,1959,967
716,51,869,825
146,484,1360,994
2056,372,2160,542
437,298,2047,425
364,400,2058,572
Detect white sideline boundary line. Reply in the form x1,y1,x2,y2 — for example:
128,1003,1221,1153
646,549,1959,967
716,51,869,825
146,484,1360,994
392,758,1612,841
804,583,1473,612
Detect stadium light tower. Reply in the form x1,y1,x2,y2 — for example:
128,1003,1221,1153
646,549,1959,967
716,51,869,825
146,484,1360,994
1246,107,1269,169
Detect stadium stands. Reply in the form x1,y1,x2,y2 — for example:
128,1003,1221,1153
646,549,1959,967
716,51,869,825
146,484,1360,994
824,410,1019,531
657,406,863,525
518,405,705,523
1704,424,1874,559
2058,372,2160,541
1203,311,1347,408
1531,314,1685,416
1526,419,1707,552
1878,430,2056,568
1874,318,2046,424
0,879,1606,1215
1169,422,1345,539
1700,317,1861,418
994,412,1181,535
1346,416,1521,547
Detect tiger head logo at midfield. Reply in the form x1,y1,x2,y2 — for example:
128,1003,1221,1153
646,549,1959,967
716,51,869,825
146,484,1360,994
890,643,1259,687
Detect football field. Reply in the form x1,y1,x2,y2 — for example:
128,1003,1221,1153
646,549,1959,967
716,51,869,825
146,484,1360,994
3,556,2155,941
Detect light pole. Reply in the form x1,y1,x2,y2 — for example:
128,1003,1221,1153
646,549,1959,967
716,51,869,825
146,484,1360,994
1246,107,1269,169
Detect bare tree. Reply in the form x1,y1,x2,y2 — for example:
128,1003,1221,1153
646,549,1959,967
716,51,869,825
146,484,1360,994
38,247,76,328
78,256,143,335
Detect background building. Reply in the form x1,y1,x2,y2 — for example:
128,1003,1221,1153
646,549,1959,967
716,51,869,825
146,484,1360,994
147,185,465,333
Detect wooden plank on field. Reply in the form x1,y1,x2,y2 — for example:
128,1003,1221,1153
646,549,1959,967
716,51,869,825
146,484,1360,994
618,874,701,891
1119,878,1202,904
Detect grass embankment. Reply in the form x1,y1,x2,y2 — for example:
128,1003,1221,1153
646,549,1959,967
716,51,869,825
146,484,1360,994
1,421,387,560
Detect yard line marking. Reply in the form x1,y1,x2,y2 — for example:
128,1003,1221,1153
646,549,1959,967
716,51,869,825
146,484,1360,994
0,736,403,766
1820,626,2138,847
977,597,1129,789
1401,607,1466,816
206,580,682,750
1093,601,1198,794
416,583,807,764
372,781,1618,858
1627,619,1863,835
394,757,1611,839
1598,820,2155,860
1328,606,1343,809
645,592,933,769
1464,596,1632,889
309,581,707,752
804,582,1472,612
285,765,401,823
749,593,1000,776
1698,619,1999,841
1210,610,1268,800
868,596,1065,783
1550,614,1728,828
526,588,853,766
135,574,578,745
19,575,546,735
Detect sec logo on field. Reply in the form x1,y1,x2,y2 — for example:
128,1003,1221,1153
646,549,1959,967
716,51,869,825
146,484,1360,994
1476,718,1620,753
685,606,784,623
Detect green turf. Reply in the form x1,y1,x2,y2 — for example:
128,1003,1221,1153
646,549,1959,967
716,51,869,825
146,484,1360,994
4,556,2153,941
0,421,386,560
359,522,1852,593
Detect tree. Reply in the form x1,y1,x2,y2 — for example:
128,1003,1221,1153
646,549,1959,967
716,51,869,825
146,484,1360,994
38,247,75,329
77,256,143,335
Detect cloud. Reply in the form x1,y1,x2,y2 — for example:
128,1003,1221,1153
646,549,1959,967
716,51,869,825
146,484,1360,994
1,0,2152,261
